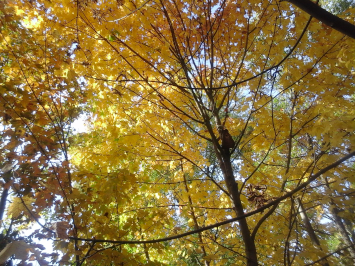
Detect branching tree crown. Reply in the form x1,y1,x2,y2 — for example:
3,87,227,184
0,0,355,265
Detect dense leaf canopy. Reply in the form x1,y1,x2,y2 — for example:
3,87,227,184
0,0,355,265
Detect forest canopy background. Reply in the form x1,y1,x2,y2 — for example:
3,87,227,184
0,0,355,265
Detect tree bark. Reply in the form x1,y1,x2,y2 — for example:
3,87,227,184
284,0,355,39
324,177,355,261
0,187,8,222
343,217,355,243
295,198,329,266
329,204,355,262
220,149,258,266
0,168,12,223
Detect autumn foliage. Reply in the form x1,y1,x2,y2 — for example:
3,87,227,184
1,0,355,265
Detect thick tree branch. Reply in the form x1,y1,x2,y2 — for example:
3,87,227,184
284,0,355,39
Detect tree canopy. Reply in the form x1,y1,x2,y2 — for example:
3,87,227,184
1,0,355,265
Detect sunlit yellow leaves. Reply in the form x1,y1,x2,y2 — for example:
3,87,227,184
1,0,355,265
7,196,34,219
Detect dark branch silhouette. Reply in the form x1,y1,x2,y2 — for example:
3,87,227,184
284,0,355,39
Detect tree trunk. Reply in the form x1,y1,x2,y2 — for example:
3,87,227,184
329,204,355,262
324,177,355,261
295,198,329,266
0,187,9,222
220,149,258,266
343,217,355,243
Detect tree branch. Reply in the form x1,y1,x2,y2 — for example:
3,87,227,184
284,0,355,39
68,151,355,245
